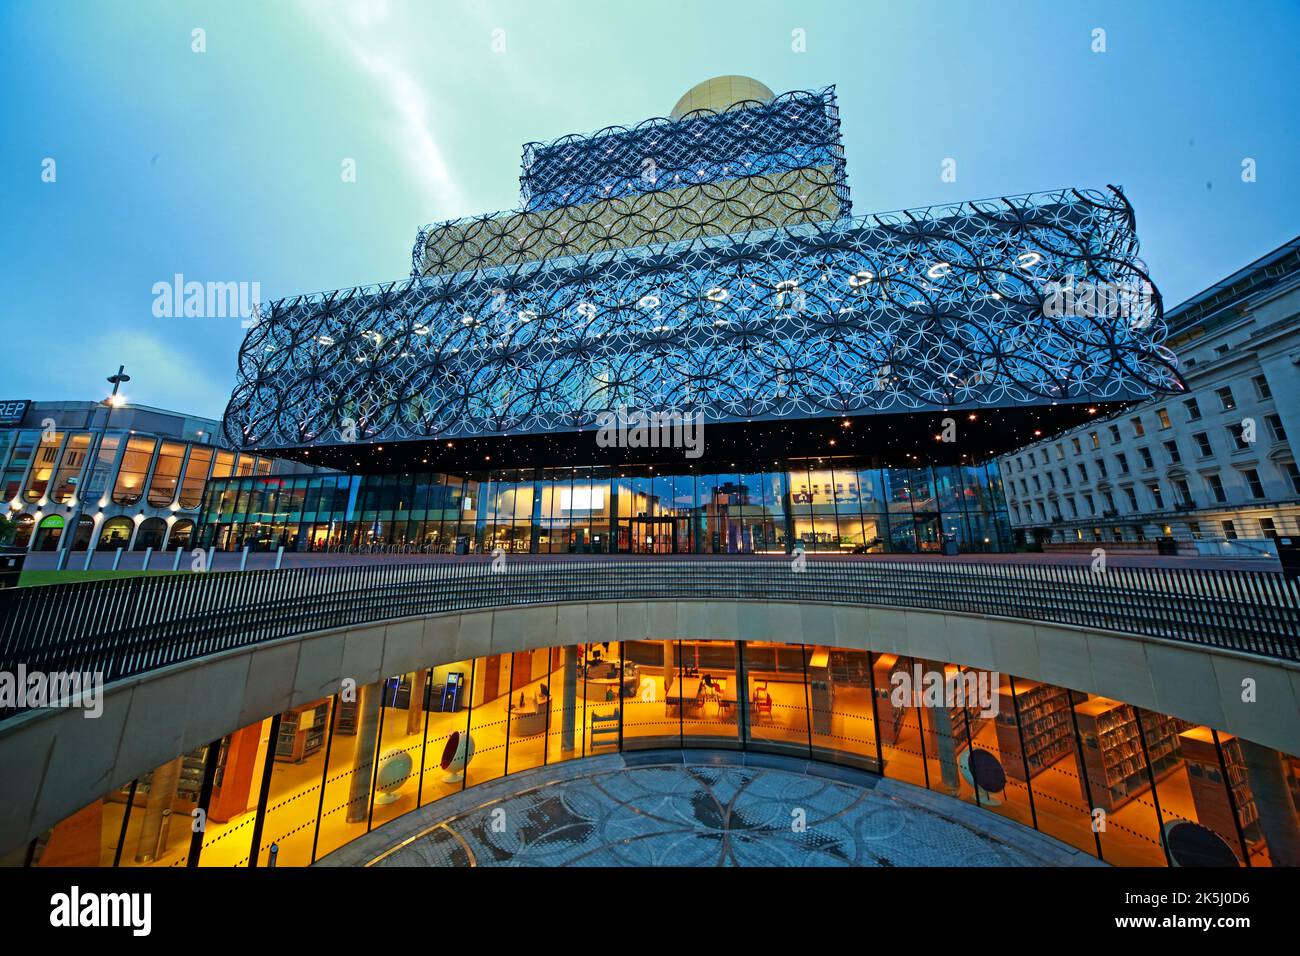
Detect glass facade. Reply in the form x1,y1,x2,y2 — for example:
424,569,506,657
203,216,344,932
22,640,1299,868
197,458,1012,555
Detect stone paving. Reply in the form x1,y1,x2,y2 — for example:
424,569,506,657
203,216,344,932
323,751,1105,867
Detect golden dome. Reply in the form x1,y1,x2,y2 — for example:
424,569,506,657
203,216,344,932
670,76,775,119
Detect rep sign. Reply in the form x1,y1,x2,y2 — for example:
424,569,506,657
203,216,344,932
0,400,30,427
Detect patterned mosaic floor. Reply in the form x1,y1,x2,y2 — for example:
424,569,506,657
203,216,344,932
368,762,1050,867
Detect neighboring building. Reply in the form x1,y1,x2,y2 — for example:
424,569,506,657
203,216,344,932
999,236,1300,556
204,77,1179,555
0,399,298,554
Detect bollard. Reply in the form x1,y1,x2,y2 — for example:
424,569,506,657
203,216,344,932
275,545,284,570
112,547,123,571
141,546,153,572
268,843,279,868
240,545,249,572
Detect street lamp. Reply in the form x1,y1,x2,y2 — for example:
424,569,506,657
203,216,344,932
55,366,130,571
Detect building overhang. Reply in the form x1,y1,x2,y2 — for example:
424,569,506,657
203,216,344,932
223,185,1182,458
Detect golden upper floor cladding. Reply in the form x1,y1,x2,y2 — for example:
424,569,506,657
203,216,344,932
411,84,850,277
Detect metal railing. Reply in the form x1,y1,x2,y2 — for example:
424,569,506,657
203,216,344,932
1,559,1298,721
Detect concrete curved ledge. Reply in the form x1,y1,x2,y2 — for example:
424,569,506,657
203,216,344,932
2,598,1298,853
316,748,1108,868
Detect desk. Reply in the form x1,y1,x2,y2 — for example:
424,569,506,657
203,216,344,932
665,676,736,710
510,698,550,737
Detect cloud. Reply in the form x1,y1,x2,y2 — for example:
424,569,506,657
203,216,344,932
55,331,233,421
303,0,466,215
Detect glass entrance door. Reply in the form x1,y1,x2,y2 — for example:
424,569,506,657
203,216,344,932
624,517,680,554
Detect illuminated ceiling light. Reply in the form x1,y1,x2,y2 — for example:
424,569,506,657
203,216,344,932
637,294,661,310
412,325,429,336
927,262,952,279
1016,252,1042,269
848,270,874,289
705,287,729,303
315,335,335,346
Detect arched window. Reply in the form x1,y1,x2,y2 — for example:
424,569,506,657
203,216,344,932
33,514,66,551
134,517,167,551
112,437,157,505
168,519,195,551
71,515,95,551
24,431,63,502
13,514,34,548
97,516,133,551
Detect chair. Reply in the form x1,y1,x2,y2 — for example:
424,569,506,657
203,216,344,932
752,682,773,724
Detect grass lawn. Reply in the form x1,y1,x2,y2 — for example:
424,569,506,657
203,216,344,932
17,569,184,587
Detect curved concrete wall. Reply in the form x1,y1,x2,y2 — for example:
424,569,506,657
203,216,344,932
3,599,1298,853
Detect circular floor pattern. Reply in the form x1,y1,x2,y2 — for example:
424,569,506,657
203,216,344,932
368,763,1049,867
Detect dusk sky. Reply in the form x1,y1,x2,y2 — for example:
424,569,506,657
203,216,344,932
3,0,1297,419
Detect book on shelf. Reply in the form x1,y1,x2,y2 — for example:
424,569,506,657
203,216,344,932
1179,727,1259,853
995,679,1072,781
1073,697,1182,812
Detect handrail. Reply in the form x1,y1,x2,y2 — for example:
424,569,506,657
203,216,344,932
1,559,1297,721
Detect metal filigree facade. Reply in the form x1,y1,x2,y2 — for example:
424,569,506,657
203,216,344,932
224,87,1179,453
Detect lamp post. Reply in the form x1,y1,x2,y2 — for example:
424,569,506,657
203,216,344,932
56,366,130,571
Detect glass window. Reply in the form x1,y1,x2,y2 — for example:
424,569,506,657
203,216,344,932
1216,387,1236,411
23,430,63,501
146,441,186,507
2,431,38,502
179,446,214,509
112,437,158,505
50,432,92,504
1242,469,1265,499
1183,399,1201,422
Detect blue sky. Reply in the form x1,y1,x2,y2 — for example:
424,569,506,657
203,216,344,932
2,0,1297,420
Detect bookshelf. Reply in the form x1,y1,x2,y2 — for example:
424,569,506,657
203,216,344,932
871,654,907,746
276,700,330,763
995,679,1072,781
1178,727,1259,853
1074,697,1181,812
333,698,358,736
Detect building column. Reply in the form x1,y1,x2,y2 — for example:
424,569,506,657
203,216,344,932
561,646,578,752
924,660,961,796
134,757,183,863
1239,739,1300,867
346,681,383,824
406,670,427,736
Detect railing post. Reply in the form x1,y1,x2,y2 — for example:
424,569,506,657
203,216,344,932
111,547,122,571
